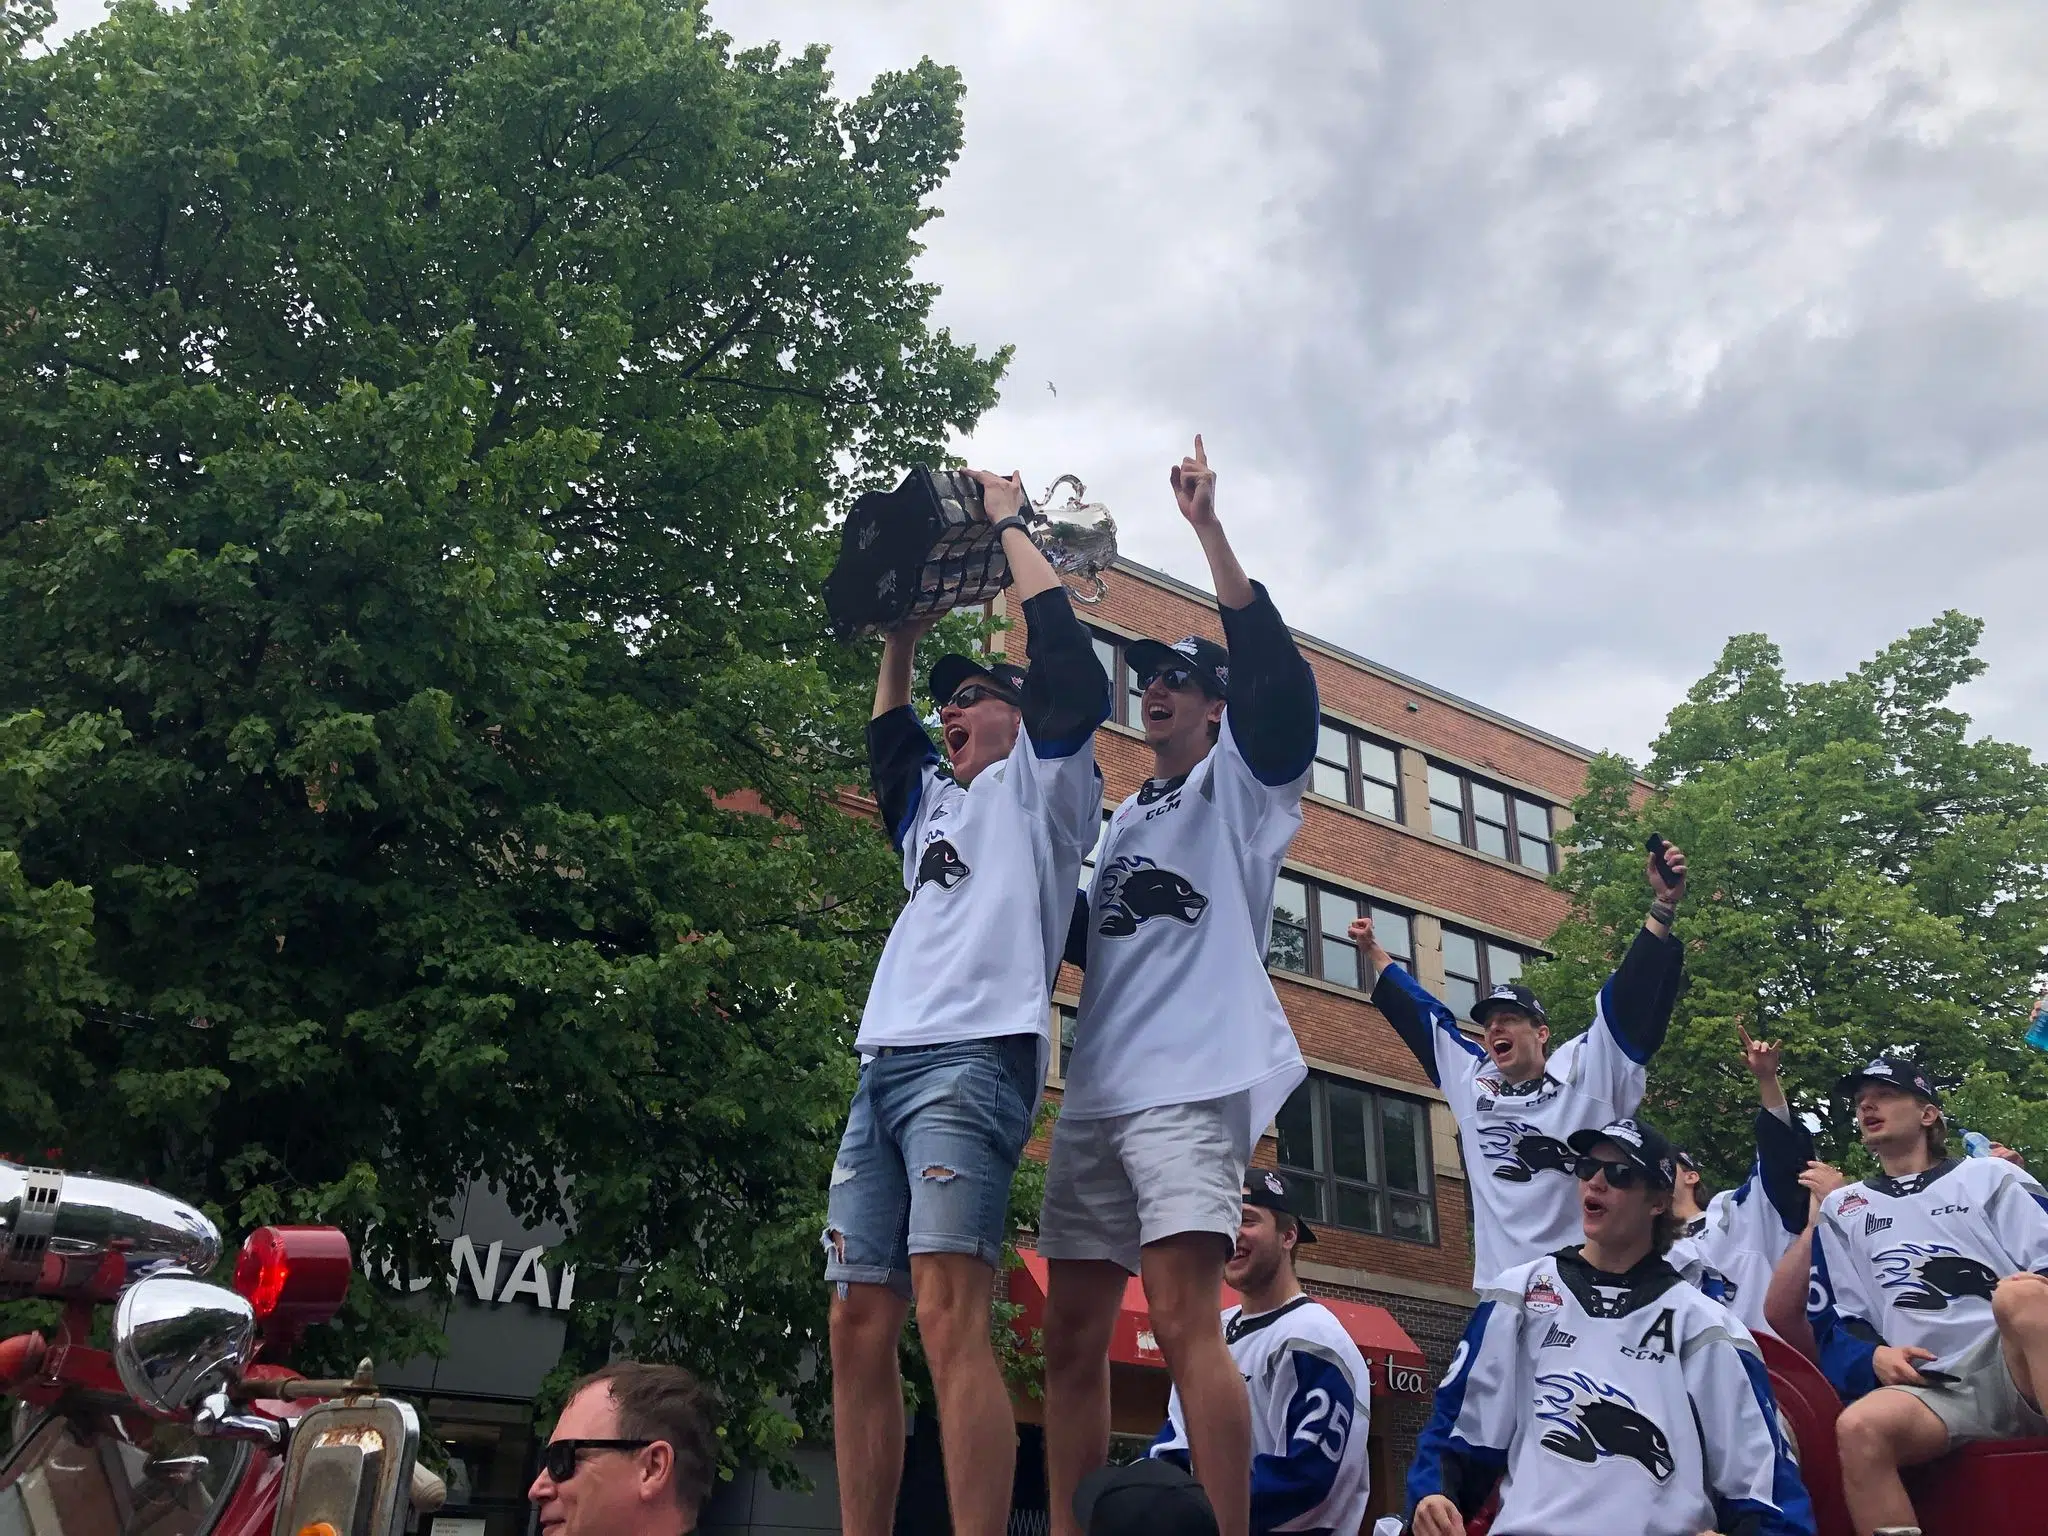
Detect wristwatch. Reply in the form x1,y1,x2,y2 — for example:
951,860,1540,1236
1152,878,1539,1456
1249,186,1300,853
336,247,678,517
989,515,1036,542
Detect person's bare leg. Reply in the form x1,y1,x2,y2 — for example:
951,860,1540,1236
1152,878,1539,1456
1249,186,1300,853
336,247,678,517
910,1252,1014,1536
1142,1232,1251,1536
830,1281,912,1536
1994,1270,2048,1411
1042,1258,1129,1536
1835,1388,1948,1536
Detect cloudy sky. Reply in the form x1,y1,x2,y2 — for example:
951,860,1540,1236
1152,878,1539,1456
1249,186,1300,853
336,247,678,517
50,0,2048,763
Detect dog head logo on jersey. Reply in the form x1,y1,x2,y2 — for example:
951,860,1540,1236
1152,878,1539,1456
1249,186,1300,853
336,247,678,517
1095,854,1209,938
914,838,971,894
1873,1242,2001,1312
1534,1372,1675,1482
1478,1120,1577,1184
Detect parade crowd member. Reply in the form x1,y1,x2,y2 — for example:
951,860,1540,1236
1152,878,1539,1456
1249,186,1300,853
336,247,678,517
529,1361,721,1536
1041,436,1320,1536
1148,1172,1373,1536
1408,1118,1814,1536
825,469,1110,1536
1807,1057,2048,1535
1349,841,1687,1287
1667,1025,1814,1337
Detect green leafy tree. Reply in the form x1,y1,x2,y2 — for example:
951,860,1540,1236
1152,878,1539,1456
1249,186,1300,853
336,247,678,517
0,0,1005,1469
1525,614,2048,1184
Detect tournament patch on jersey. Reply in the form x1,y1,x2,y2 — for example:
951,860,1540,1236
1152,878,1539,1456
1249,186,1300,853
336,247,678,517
1525,1274,1565,1313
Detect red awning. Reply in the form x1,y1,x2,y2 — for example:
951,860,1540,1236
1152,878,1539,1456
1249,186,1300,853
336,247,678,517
1007,1251,1431,1398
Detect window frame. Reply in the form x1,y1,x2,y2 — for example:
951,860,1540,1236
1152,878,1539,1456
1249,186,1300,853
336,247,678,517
1267,874,1415,995
1309,717,1404,822
1087,627,1148,730
1273,1071,1439,1245
1439,924,1534,1021
1426,761,1557,873
1051,1001,1080,1087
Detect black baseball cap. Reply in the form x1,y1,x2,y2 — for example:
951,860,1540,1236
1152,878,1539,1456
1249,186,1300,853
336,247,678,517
1074,1459,1219,1536
1568,1117,1681,1190
1471,982,1548,1028
1835,1055,1941,1107
1242,1169,1317,1245
929,654,1026,708
1124,635,1230,699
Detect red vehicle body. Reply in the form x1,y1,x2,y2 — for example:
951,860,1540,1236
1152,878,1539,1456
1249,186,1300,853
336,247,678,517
1,1164,434,1536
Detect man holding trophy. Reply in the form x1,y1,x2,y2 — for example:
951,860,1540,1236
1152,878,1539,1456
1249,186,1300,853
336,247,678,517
1041,438,1322,1536
823,469,1112,1536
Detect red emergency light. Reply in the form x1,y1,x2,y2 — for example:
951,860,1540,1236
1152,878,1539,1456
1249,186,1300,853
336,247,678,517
232,1226,353,1340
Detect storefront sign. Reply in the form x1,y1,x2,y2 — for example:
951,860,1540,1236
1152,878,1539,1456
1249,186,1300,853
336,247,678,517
1374,1354,1428,1396
378,1236,578,1312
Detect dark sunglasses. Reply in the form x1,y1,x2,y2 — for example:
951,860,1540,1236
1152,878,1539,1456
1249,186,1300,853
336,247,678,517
1140,664,1201,693
541,1439,655,1483
945,683,1015,710
1573,1155,1644,1188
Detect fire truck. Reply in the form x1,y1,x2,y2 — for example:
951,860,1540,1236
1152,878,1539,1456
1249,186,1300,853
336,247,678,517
0,1160,446,1536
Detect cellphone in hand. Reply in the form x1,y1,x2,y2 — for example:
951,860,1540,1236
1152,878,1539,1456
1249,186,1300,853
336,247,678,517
1645,833,1679,888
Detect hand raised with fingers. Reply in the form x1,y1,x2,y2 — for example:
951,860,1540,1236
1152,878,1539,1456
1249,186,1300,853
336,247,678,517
965,467,1029,524
1169,435,1218,529
1736,1022,1782,1082
1647,838,1688,902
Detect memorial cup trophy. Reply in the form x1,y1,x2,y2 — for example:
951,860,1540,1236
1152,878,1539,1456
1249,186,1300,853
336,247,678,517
823,467,1119,642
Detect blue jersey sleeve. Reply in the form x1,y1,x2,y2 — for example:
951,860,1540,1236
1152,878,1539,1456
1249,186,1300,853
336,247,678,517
1409,1299,1514,1519
1216,581,1319,787
1754,1106,1815,1236
1598,925,1684,1064
1371,962,1482,1091
1248,1349,1359,1531
1808,1212,1881,1401
867,706,940,851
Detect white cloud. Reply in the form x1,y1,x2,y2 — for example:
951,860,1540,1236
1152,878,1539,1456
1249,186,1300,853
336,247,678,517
43,0,2048,766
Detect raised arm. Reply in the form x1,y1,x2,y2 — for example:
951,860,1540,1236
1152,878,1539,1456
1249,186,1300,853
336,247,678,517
1171,436,1319,785
1351,912,1477,1089
868,615,942,850
1739,1025,1815,1234
1599,840,1689,1062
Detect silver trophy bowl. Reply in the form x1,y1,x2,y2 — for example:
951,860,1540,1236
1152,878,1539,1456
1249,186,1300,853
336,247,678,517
1028,474,1117,605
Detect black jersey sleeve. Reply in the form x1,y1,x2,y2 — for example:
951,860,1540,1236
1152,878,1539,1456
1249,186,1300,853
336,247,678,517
1063,887,1090,970
1755,1106,1816,1236
867,706,940,851
1598,925,1685,1063
1019,587,1112,757
1217,580,1320,787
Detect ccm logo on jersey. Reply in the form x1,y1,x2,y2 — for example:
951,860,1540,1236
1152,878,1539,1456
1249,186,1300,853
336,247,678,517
1534,1372,1675,1482
1096,854,1209,937
915,838,971,894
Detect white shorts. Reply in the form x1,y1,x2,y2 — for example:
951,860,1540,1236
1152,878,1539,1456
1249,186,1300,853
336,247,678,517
1036,1094,1251,1275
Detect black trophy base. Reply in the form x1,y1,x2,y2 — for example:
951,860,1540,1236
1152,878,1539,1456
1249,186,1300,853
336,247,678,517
823,466,1013,642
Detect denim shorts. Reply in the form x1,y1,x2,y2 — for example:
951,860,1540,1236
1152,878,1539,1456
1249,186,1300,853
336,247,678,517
823,1034,1040,1297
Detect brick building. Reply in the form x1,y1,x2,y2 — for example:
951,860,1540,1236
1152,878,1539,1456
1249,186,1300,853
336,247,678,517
996,555,1593,1527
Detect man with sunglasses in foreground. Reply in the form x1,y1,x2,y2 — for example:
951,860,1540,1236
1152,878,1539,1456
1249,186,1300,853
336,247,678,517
529,1360,721,1535
1042,436,1320,1536
826,468,1111,1536
1408,1118,1813,1536
1349,841,1686,1288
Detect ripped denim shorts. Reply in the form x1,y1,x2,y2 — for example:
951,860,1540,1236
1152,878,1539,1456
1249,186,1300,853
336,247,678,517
823,1033,1039,1298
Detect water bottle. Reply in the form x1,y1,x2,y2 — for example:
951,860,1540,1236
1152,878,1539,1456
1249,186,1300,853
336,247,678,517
1961,1129,1993,1159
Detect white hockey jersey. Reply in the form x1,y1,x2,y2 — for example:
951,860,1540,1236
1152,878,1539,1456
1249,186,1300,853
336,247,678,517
858,591,1106,1055
1667,1107,1812,1338
1809,1154,2048,1401
1372,931,1682,1287
1060,586,1315,1152
1150,1295,1372,1536
1411,1247,1813,1536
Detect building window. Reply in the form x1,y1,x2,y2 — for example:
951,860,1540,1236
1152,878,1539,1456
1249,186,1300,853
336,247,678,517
1310,720,1402,821
1079,807,1112,886
1440,926,1531,1020
1427,763,1555,873
1089,628,1148,729
1268,876,1413,992
1053,1003,1079,1084
1273,1073,1437,1244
